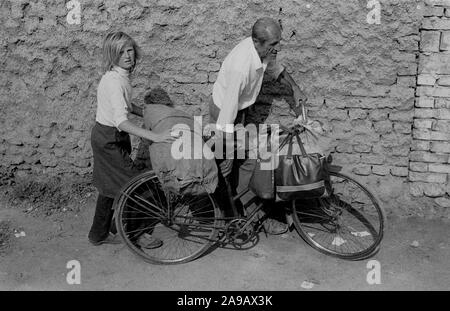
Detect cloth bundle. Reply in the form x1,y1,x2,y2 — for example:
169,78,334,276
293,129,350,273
143,104,218,196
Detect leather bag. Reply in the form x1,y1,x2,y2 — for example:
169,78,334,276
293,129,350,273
275,131,331,201
248,157,275,200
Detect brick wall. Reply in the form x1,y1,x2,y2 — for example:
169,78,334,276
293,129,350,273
1,0,449,218
411,0,450,209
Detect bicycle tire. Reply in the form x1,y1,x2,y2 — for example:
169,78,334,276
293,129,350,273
291,171,385,260
114,170,221,265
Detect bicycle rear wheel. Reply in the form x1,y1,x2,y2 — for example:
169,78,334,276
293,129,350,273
291,171,384,260
114,171,221,265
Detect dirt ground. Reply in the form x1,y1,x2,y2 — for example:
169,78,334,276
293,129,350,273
0,184,449,292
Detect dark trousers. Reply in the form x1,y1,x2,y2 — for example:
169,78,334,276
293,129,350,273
88,194,116,242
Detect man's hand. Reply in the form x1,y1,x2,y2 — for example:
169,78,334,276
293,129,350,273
277,69,307,118
293,86,307,108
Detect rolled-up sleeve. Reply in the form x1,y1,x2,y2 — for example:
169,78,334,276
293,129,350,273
265,56,285,80
216,71,245,133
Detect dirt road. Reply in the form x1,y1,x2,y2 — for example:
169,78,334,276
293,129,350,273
0,193,449,291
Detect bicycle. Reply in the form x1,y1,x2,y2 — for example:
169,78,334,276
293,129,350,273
113,123,385,264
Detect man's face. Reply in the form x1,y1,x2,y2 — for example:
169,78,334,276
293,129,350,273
254,28,282,61
117,44,135,70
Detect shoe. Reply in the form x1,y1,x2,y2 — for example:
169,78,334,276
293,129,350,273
89,233,122,246
263,218,289,235
137,233,163,249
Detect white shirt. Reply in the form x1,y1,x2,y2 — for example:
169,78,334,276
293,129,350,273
212,37,285,133
95,66,132,130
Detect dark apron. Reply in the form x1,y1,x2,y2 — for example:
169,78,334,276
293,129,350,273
91,122,143,198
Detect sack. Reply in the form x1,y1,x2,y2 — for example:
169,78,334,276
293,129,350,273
248,157,275,200
143,104,219,196
291,117,337,156
275,131,331,201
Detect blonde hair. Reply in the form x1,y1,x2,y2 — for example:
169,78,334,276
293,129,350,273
102,31,141,73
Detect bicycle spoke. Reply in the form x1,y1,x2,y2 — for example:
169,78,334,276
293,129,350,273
292,171,384,259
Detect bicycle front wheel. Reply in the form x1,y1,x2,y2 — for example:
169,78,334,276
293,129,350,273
291,172,384,260
114,171,221,265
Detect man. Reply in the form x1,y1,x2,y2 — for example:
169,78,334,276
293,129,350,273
209,17,307,234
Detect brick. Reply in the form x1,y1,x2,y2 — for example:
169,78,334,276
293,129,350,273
432,120,450,132
423,6,445,17
420,31,441,52
409,182,424,197
394,122,412,134
410,151,449,163
423,183,447,197
410,162,429,172
435,197,450,208
422,18,450,30
426,1,450,7
386,156,409,167
196,62,221,72
431,141,450,153
414,119,434,129
414,108,435,118
329,109,348,121
433,86,450,97
416,86,450,98
409,171,447,183
352,165,371,176
389,111,414,122
361,154,385,165
413,128,432,140
398,36,419,51
415,97,434,108
332,153,361,165
368,110,388,121
436,108,450,119
372,165,390,176
435,98,450,108
441,31,450,50
39,154,57,167
417,74,436,86
349,109,368,120
396,99,415,111
380,133,411,148
371,144,385,154
208,72,218,83
429,163,450,173
392,145,411,156
389,86,415,100
398,63,418,76
351,119,374,134
416,86,434,97
336,143,353,153
430,130,450,140
437,75,450,86
353,144,372,153
392,52,416,63
397,76,416,87
374,120,393,134
419,54,450,74
390,166,409,177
